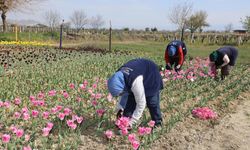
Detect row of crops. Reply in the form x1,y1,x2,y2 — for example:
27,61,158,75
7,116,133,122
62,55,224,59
0,45,249,149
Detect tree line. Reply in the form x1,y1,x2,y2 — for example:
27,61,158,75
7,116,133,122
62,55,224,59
1,0,250,35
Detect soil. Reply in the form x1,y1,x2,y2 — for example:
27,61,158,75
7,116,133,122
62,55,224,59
151,92,250,150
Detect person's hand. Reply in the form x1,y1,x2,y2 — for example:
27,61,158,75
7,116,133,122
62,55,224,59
176,64,181,69
175,64,181,72
129,117,139,128
165,64,172,70
216,65,221,69
116,109,123,119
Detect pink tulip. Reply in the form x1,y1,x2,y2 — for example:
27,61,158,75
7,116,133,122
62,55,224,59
121,128,128,135
79,84,86,90
31,110,39,118
64,108,72,116
25,134,30,141
96,109,105,117
23,113,30,120
56,105,63,111
16,129,24,138
92,83,97,89
69,83,75,89
14,112,21,119
51,107,58,114
92,100,98,106
83,80,88,86
147,120,155,127
95,93,102,99
14,98,21,105
66,120,77,129
76,116,84,124
131,140,140,150
63,92,69,99
42,127,51,136
58,113,65,120
138,127,146,136
104,130,113,139
10,125,18,133
47,122,54,130
42,111,50,119
22,107,29,113
128,133,136,143
115,117,130,130
48,90,56,96
29,96,36,102
37,92,45,99
2,134,11,143
4,101,10,108
145,127,152,134
23,145,32,150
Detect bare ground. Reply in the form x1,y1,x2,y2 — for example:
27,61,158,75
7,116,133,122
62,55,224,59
151,92,250,150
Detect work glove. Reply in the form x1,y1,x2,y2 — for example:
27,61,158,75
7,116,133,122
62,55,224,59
165,64,172,70
129,117,139,128
116,109,123,119
175,64,181,72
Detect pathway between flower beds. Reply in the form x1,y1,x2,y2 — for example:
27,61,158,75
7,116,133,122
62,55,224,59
151,92,250,150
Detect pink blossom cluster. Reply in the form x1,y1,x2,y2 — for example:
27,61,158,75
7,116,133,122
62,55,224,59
192,107,218,120
0,79,114,149
105,118,156,149
161,57,217,82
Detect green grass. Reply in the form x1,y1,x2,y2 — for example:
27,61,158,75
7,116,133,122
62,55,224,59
74,40,250,65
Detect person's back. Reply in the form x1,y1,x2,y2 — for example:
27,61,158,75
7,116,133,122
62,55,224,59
166,40,187,55
209,46,238,80
119,58,163,97
217,46,238,66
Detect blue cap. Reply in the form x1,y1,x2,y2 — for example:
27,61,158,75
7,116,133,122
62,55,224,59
108,71,125,97
168,46,177,56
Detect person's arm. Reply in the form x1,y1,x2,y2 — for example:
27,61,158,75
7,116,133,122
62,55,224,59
177,45,184,66
221,54,230,67
165,48,170,64
130,75,146,127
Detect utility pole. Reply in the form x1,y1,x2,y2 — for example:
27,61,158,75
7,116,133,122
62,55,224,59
59,19,64,49
109,20,112,51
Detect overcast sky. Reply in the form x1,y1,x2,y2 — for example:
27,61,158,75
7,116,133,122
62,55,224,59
7,0,250,31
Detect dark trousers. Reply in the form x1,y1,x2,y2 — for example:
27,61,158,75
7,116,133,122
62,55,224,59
123,92,162,126
221,65,232,80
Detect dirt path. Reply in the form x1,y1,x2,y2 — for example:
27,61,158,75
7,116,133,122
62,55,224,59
152,92,250,150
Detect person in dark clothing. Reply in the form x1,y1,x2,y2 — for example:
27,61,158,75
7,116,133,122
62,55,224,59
165,40,187,72
209,46,238,80
107,58,163,127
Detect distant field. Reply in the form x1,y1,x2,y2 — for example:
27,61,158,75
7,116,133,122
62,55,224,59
71,40,250,65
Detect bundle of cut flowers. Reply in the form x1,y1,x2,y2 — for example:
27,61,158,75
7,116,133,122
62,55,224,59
192,107,217,120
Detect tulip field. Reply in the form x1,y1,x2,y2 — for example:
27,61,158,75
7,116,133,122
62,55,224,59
0,44,249,150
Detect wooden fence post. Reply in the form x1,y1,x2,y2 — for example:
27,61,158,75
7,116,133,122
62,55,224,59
109,20,112,51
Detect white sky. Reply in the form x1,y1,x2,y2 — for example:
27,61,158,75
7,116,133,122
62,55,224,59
7,0,250,31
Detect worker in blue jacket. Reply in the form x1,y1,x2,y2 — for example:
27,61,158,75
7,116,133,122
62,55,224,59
108,58,163,127
209,46,238,80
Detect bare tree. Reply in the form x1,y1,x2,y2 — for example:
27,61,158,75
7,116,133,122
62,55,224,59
186,10,209,43
224,23,233,33
186,10,209,33
89,15,105,29
44,10,61,31
0,0,45,32
70,10,88,32
168,1,193,41
240,16,250,32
